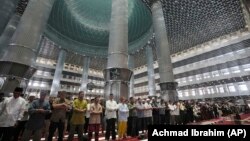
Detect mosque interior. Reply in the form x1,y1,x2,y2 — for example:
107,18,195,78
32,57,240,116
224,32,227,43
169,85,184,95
0,0,250,141
0,0,250,102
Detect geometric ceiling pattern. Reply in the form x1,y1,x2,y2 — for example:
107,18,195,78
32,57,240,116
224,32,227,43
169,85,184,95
44,0,152,57
16,0,28,15
143,0,246,53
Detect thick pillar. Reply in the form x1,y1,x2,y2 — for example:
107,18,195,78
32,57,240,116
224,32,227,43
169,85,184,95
128,55,135,97
0,0,56,92
0,14,21,58
50,49,67,96
151,0,178,102
146,44,156,96
103,0,132,101
80,56,91,93
0,0,19,36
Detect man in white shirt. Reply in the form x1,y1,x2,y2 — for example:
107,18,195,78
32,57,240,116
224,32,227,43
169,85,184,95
13,94,36,141
0,87,26,141
105,93,118,141
168,101,177,125
144,99,152,131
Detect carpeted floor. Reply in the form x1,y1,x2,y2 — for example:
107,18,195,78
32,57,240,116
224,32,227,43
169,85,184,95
38,113,250,141
189,113,250,125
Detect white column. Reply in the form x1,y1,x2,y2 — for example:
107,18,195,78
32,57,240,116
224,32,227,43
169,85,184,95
50,49,67,96
128,55,134,97
151,0,177,102
104,0,132,101
80,56,90,93
146,45,156,96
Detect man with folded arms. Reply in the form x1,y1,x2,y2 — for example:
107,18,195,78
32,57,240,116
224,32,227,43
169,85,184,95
67,91,87,141
105,94,118,141
48,91,71,141
0,87,26,141
88,97,102,141
21,92,51,141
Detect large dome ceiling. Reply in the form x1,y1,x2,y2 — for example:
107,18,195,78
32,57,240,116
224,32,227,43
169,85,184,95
44,0,152,57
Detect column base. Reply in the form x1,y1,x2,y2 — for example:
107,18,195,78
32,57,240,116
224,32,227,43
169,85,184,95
0,76,28,95
159,82,178,102
0,61,36,94
0,61,36,79
103,68,133,101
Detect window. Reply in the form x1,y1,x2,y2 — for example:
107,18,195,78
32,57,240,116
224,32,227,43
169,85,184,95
188,76,193,82
239,84,248,91
221,69,230,75
203,73,211,79
36,70,43,75
218,86,224,93
44,72,50,76
210,87,215,94
41,82,46,87
231,66,240,73
191,89,196,96
33,81,39,87
182,78,187,83
196,75,202,81
199,89,203,95
40,59,45,64
207,88,211,94
185,91,189,97
178,92,183,97
211,71,219,77
242,64,250,72
228,85,236,92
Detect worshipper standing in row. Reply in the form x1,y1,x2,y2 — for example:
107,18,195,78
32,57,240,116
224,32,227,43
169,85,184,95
105,94,118,141
0,87,26,141
179,101,186,125
13,94,36,141
151,98,160,125
67,91,87,141
21,92,51,141
144,99,153,134
117,97,129,140
159,99,166,124
136,98,145,134
100,100,106,134
48,91,71,141
84,99,90,134
127,97,138,137
88,97,102,141
168,101,176,125
44,96,54,141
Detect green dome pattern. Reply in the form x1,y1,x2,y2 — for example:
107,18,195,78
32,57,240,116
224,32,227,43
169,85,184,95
45,0,152,57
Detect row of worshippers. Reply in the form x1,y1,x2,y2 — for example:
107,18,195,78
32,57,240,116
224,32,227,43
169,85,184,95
0,88,132,141
0,88,171,141
1,87,246,141
0,88,51,141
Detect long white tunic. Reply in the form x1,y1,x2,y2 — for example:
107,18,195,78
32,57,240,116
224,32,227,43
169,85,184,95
105,100,118,119
0,97,26,127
